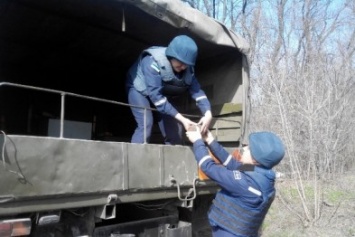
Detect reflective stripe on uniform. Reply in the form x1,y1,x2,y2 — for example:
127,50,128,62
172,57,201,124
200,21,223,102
199,155,212,167
154,97,167,106
248,186,262,196
150,62,160,72
223,155,233,166
195,95,207,101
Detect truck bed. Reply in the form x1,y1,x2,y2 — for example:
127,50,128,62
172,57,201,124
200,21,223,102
0,135,219,215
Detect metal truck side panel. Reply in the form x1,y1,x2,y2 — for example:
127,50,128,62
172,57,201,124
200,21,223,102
0,135,199,198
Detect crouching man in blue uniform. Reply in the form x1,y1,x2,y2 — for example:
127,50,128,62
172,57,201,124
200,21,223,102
126,35,212,145
186,128,285,237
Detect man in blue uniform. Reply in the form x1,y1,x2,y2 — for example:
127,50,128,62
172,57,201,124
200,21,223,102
186,128,285,237
126,35,212,144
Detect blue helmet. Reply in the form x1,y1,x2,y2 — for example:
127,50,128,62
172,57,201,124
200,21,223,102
165,35,198,66
249,132,285,169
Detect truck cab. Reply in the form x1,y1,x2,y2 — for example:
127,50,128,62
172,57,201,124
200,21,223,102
0,0,250,236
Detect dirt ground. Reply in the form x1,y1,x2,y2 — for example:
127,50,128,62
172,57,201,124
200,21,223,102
261,174,355,237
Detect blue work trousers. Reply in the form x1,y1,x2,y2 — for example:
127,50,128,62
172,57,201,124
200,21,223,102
127,87,183,145
212,226,239,237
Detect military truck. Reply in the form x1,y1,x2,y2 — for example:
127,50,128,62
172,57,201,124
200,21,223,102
0,0,250,236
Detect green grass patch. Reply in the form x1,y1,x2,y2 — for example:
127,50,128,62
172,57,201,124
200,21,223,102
324,189,355,203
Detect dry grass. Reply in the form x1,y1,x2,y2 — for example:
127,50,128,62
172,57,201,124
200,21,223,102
261,174,355,237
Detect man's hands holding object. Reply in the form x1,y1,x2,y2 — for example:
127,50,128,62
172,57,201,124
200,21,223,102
186,125,202,143
198,111,212,134
186,125,215,143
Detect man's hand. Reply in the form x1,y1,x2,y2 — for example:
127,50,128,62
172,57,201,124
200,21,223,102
175,113,197,131
186,125,202,143
198,111,212,134
203,129,215,145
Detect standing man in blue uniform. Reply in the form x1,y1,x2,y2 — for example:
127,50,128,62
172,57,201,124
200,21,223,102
126,35,212,144
186,128,285,237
